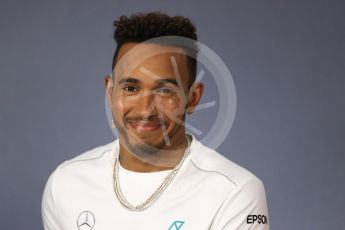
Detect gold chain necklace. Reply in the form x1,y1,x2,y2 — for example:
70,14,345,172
112,134,191,212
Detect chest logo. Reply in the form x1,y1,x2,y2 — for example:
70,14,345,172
168,220,185,230
77,211,95,230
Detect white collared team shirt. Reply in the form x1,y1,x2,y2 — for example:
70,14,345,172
42,135,269,230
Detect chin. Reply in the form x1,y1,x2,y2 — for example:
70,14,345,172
134,134,166,147
129,132,169,150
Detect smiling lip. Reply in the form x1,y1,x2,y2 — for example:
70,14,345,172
128,121,162,132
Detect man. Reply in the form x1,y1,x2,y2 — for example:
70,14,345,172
42,12,269,230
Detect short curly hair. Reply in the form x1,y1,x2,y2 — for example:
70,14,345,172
112,12,198,87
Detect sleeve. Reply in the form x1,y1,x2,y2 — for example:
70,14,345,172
41,169,62,230
210,179,269,230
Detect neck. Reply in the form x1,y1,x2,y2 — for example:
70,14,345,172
118,134,190,173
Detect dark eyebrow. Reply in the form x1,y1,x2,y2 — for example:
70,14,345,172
118,77,179,87
118,77,141,85
155,78,179,87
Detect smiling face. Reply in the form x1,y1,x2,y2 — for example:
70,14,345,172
106,42,203,153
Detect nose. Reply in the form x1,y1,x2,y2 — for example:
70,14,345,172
135,91,158,118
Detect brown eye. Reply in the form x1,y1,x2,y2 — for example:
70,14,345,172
123,86,138,92
156,88,176,95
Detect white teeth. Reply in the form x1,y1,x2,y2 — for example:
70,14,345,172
138,122,160,125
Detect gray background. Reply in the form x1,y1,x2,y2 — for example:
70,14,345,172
1,0,344,229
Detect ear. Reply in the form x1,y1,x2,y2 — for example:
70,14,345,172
104,75,113,108
186,82,204,114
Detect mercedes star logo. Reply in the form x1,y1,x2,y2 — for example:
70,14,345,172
77,211,95,230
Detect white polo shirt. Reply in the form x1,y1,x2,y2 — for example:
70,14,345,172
42,134,269,230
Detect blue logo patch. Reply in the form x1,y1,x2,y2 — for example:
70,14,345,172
168,220,185,230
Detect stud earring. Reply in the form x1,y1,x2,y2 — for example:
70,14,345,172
111,118,116,128
187,107,194,115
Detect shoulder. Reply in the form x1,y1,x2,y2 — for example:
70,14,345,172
189,138,263,189
58,140,115,169
47,140,116,182
43,140,116,196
